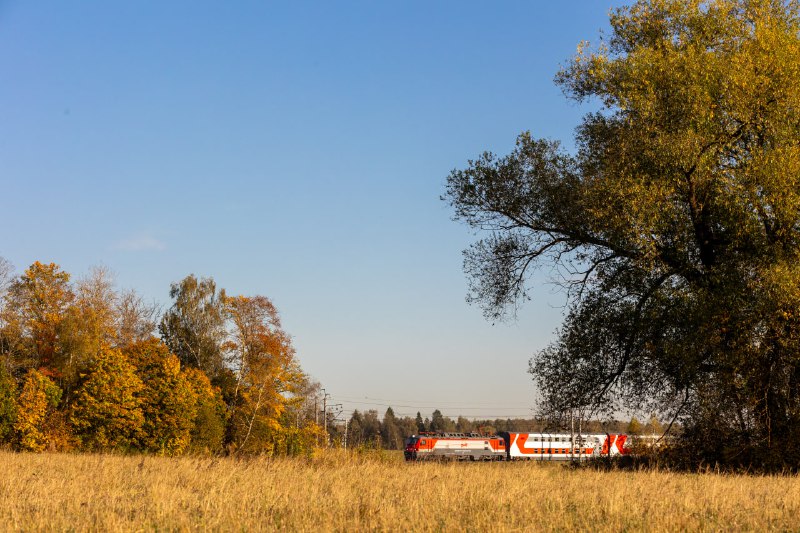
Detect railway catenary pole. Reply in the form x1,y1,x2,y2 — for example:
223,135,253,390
570,411,574,462
314,398,319,447
322,390,330,447
329,403,343,445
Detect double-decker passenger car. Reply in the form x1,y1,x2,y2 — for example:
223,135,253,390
500,432,629,460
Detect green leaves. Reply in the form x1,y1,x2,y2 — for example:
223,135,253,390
445,0,800,470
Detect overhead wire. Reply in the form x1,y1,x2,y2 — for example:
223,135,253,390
336,395,529,407
340,399,532,411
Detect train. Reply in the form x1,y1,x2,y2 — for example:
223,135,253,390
404,431,630,461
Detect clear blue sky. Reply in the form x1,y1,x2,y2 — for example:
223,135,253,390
0,1,625,421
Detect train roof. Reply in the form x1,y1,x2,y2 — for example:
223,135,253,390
411,432,501,439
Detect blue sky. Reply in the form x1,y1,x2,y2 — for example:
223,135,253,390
1,1,624,421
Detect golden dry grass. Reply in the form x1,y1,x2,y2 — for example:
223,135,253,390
0,449,798,532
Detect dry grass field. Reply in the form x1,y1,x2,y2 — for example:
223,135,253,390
1,449,798,532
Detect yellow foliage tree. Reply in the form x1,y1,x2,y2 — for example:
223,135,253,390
70,346,144,450
183,367,228,454
225,295,305,454
1,262,74,378
13,369,62,452
59,267,119,386
124,338,196,455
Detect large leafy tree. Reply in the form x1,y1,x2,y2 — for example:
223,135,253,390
444,0,800,469
380,407,403,450
1,262,75,377
13,369,62,452
0,364,17,444
70,346,144,450
59,267,119,389
225,295,306,453
124,339,196,455
182,366,228,454
159,275,227,380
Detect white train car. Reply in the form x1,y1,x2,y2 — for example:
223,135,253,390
499,432,629,460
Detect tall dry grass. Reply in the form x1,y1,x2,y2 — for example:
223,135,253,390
1,449,798,531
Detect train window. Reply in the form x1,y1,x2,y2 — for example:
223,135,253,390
421,440,426,445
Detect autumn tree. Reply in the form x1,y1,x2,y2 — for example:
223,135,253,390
627,417,643,436
225,295,306,453
1,262,74,378
0,364,17,445
445,0,800,469
645,414,664,437
58,267,119,389
274,375,324,455
124,338,196,455
115,289,158,348
183,367,227,454
159,275,227,380
0,256,13,298
70,346,144,450
0,257,12,375
13,369,62,451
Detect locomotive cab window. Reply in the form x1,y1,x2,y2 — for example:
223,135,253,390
420,440,426,445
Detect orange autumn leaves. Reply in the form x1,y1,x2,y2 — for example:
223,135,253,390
0,261,322,455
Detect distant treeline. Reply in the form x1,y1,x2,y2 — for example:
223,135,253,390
0,260,324,455
0,259,662,456
334,408,647,450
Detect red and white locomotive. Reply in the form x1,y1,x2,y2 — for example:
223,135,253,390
404,431,630,461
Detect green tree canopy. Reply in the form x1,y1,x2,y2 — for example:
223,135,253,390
444,0,800,469
124,338,196,455
380,407,403,449
0,364,17,444
415,412,425,432
159,275,227,379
